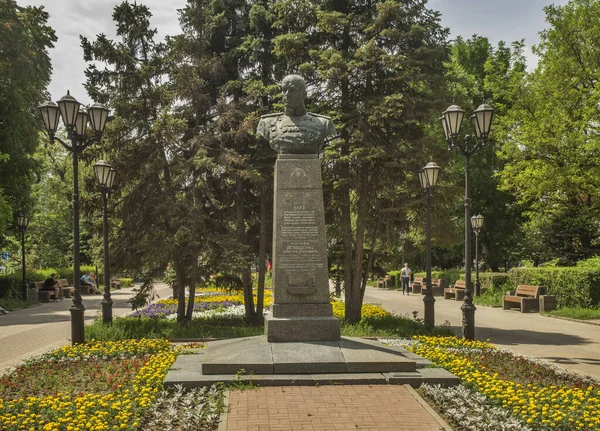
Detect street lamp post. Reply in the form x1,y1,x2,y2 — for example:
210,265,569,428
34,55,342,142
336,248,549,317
94,160,117,325
418,162,441,329
39,92,109,344
441,103,494,340
17,213,29,301
471,214,484,297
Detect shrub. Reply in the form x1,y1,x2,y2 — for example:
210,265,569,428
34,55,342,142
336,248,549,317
478,272,509,293
119,277,134,287
0,276,21,299
214,273,243,291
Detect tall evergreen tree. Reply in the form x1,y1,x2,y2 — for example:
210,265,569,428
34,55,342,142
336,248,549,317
271,0,450,321
82,2,212,320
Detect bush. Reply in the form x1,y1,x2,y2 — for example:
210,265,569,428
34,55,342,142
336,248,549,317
508,267,600,308
119,278,134,288
0,276,21,299
478,272,509,293
214,273,243,291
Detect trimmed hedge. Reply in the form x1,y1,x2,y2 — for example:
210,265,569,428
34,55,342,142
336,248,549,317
508,267,600,308
478,273,510,293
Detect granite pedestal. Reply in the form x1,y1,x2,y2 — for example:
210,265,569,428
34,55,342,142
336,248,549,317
267,154,340,342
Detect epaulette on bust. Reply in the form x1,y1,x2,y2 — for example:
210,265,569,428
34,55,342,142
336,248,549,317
260,112,283,118
308,112,332,120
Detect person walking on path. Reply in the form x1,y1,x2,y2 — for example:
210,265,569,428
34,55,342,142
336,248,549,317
401,263,411,295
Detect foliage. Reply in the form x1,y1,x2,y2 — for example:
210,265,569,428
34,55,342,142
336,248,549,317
86,316,264,341
478,272,510,292
400,336,600,430
140,384,224,430
119,278,134,288
547,307,600,320
509,267,600,308
0,2,55,239
473,289,505,308
128,278,158,311
0,265,97,299
213,273,243,291
420,384,532,430
445,35,527,272
496,0,600,266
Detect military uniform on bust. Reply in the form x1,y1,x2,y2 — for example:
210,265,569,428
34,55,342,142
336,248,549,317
257,111,335,154
256,74,336,154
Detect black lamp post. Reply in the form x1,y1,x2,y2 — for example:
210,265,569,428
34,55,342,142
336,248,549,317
418,162,441,329
471,214,484,297
441,103,494,340
16,213,29,301
39,92,110,344
94,160,117,325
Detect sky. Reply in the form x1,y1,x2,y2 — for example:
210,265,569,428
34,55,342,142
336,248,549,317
20,0,569,106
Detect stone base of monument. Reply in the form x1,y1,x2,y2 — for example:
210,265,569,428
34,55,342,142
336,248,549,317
164,336,460,388
264,315,341,342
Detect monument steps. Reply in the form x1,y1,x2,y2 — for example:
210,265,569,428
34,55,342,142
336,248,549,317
164,336,460,388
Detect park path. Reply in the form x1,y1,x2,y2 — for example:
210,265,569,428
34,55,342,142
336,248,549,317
0,282,172,373
363,285,600,381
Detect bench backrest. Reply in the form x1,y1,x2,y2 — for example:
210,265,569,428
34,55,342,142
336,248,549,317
58,279,70,288
34,281,44,290
431,278,445,288
453,280,466,289
412,277,424,284
515,285,545,298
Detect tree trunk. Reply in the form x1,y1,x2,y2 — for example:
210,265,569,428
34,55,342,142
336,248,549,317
236,176,256,323
254,187,268,324
361,210,381,304
346,163,369,323
172,253,186,323
186,254,198,320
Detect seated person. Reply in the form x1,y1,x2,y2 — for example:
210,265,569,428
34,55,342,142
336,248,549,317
41,273,61,300
81,272,101,294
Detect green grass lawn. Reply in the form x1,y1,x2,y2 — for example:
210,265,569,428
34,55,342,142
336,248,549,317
546,306,600,320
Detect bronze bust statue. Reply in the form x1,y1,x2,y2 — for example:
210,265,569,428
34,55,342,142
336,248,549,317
257,75,336,154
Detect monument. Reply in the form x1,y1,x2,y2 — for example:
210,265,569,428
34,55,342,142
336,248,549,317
164,75,459,387
257,74,340,342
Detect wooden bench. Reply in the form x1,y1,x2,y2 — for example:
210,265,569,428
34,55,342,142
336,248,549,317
503,285,545,313
422,278,445,296
383,275,396,289
34,281,54,303
444,280,466,300
410,277,424,294
58,279,74,299
111,278,121,289
539,295,557,312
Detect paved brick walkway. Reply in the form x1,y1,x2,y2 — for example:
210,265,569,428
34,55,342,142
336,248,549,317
223,385,449,431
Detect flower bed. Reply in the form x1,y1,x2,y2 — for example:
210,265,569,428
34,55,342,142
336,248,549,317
388,336,600,431
0,339,222,431
131,288,392,322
